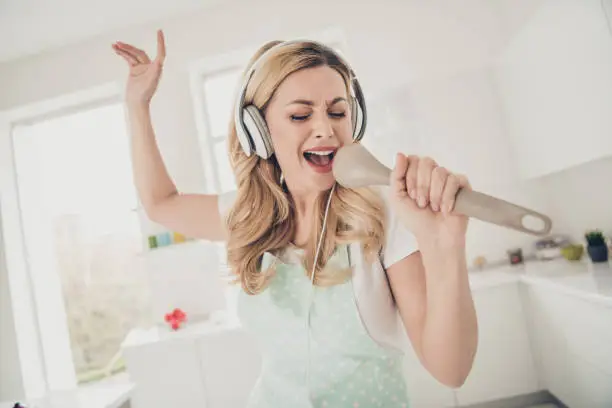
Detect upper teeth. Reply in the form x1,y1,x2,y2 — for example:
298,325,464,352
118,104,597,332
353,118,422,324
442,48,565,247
308,150,334,155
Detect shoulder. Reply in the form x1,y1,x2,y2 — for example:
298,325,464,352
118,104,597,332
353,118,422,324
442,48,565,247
370,185,393,213
368,185,419,269
217,190,238,221
365,185,399,228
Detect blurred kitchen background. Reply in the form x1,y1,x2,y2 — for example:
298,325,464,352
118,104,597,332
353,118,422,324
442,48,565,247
1,0,612,407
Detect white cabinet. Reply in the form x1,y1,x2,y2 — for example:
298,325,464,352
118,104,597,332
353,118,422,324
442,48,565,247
402,280,540,407
120,270,612,408
453,282,540,406
524,285,572,404
197,326,262,408
494,0,612,179
525,284,612,407
402,347,457,408
122,334,208,408
121,319,261,408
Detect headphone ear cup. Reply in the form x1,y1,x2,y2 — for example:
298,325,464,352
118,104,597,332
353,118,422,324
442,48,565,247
350,96,364,141
350,97,358,136
242,105,274,159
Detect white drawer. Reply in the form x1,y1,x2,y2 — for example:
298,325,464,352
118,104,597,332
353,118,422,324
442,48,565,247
562,356,612,408
563,327,612,376
533,287,612,376
557,293,612,341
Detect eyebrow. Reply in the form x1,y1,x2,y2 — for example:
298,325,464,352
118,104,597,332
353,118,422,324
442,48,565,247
286,97,347,106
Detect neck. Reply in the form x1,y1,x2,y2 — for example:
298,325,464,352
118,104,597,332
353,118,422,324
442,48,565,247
284,182,335,248
288,187,320,219
288,189,318,249
286,181,336,215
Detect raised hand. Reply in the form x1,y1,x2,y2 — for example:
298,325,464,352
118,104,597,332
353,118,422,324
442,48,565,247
112,29,166,106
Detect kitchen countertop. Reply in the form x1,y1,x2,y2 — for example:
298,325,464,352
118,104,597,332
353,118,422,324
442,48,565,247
468,258,612,307
121,309,242,348
121,258,612,349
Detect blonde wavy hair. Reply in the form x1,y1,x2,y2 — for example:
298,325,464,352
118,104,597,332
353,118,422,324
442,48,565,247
224,40,386,295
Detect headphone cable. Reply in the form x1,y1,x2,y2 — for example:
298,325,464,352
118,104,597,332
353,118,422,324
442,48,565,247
305,182,336,404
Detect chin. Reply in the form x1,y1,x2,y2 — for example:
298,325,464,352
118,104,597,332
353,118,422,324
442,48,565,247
297,157,338,192
310,174,336,192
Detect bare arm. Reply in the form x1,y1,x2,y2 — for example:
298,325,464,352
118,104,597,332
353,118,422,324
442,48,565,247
386,246,478,388
127,103,226,241
114,30,226,241
385,152,478,387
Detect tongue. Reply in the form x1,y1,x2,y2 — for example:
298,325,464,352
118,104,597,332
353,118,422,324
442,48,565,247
307,154,331,166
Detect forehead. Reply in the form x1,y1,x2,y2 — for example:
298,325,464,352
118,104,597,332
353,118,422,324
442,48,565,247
273,65,348,104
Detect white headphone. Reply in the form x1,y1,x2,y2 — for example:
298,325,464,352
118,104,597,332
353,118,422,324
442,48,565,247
233,39,368,159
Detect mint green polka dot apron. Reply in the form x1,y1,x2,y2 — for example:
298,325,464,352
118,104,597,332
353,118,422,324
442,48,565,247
237,244,411,408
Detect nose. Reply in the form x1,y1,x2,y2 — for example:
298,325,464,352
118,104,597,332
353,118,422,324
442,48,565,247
310,110,334,139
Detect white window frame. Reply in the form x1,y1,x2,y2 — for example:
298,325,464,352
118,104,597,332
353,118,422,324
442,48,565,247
0,82,127,399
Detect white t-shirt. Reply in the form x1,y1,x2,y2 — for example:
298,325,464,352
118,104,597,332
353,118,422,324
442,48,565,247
217,185,419,352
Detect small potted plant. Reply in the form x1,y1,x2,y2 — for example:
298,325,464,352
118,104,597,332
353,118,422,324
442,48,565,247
585,230,609,263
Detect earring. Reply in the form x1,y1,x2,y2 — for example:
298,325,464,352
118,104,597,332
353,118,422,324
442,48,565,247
279,173,285,185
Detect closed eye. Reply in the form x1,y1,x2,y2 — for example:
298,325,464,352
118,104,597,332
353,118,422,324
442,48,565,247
290,112,346,121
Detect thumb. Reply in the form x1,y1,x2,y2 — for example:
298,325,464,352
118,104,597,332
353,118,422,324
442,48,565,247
390,153,420,215
148,59,164,81
391,153,409,198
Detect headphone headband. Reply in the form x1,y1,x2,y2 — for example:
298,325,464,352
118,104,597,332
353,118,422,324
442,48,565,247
234,39,367,158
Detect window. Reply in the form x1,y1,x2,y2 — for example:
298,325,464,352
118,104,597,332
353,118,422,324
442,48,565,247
200,68,243,194
11,101,151,385
194,67,244,279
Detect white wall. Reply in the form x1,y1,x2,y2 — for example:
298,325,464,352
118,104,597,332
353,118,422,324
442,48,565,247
0,0,608,268
408,66,550,262
539,156,612,243
490,0,612,250
0,1,505,212
0,0,518,252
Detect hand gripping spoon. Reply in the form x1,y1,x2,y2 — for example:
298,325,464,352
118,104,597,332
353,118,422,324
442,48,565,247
332,143,553,237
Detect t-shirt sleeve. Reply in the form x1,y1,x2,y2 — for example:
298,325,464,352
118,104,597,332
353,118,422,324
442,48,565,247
217,190,238,222
378,186,419,269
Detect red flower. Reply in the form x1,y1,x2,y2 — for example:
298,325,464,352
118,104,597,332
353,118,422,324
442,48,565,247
164,308,187,330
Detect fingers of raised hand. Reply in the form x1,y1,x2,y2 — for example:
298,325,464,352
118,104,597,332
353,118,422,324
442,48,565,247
111,40,153,68
112,44,138,66
117,42,150,64
113,30,166,70
154,29,166,66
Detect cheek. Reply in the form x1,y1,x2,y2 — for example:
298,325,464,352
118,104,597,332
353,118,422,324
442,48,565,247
337,121,354,142
267,120,305,162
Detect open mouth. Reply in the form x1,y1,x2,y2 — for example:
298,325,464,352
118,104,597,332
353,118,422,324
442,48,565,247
303,150,336,167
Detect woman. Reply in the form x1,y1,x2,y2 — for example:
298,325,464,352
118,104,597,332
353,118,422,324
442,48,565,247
112,29,478,408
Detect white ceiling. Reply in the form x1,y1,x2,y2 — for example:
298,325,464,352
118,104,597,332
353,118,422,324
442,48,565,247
0,0,552,64
0,0,224,63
